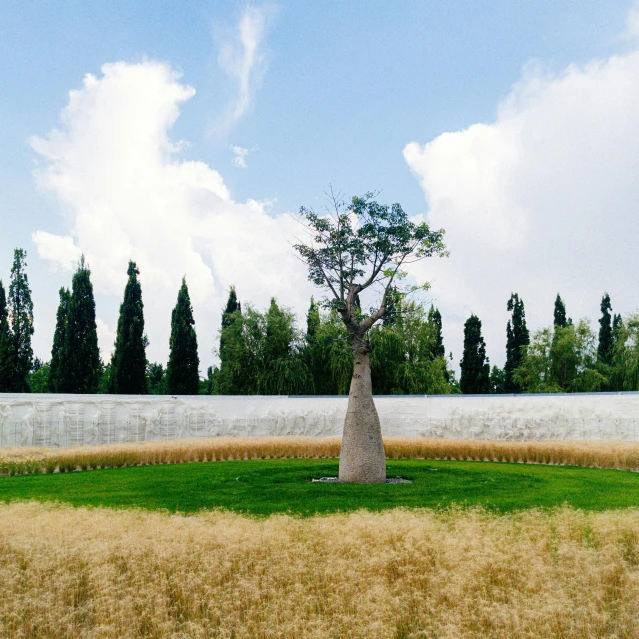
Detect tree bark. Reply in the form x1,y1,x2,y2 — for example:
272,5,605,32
338,350,386,483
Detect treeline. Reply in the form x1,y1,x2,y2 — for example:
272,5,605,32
460,292,635,394
0,248,638,395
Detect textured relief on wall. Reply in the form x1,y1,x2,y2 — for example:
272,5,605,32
0,393,637,447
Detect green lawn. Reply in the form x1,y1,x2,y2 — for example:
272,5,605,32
1,459,638,516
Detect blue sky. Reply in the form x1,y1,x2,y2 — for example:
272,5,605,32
1,1,638,373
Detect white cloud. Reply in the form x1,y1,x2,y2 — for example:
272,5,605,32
625,0,639,40
404,46,639,370
230,144,249,168
31,231,82,271
30,60,313,369
214,5,273,133
95,317,116,361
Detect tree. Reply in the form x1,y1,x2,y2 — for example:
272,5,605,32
515,320,606,393
554,294,567,328
255,299,312,394
460,314,490,394
504,293,529,393
612,313,623,353
111,261,147,394
203,365,215,395
49,287,71,392
427,305,445,359
216,287,248,394
294,191,446,482
29,359,50,393
308,307,353,395
489,365,505,394
0,280,13,392
58,257,102,394
370,298,451,395
147,362,166,394
598,293,613,365
610,314,639,391
5,249,34,392
166,278,200,395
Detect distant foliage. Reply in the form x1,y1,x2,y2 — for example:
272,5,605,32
490,365,505,394
609,314,639,391
370,299,451,395
515,320,606,393
28,358,50,393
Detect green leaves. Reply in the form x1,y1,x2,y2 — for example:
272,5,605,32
295,192,447,340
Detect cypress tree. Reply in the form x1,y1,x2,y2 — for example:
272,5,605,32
428,305,445,359
0,281,6,327
111,261,147,394
49,287,71,392
218,287,246,394
504,293,529,393
598,293,613,365
6,249,34,392
167,278,200,395
58,256,101,393
222,286,241,328
612,313,624,353
460,314,490,394
0,280,13,392
553,294,567,328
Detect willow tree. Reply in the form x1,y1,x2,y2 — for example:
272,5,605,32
294,192,446,483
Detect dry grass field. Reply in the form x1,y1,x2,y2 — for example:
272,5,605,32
3,436,639,475
1,501,638,638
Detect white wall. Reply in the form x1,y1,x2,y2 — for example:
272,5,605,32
0,392,638,447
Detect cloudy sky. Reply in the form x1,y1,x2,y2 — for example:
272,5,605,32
1,1,638,374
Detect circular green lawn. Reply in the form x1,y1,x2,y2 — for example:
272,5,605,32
1,458,638,516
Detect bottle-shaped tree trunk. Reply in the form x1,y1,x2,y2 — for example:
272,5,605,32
338,345,386,483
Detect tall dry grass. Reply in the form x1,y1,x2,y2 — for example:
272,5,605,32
1,501,639,638
3,437,639,476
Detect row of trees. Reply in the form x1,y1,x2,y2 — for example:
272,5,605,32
0,247,637,396
459,292,632,394
0,250,200,395
211,289,451,396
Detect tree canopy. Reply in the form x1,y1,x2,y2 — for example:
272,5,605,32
294,192,447,350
